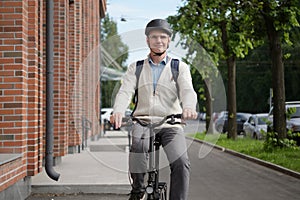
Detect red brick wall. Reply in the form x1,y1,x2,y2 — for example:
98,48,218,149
0,0,29,191
0,0,106,193
68,0,82,147
27,0,43,176
37,0,44,174
81,0,101,137
52,0,69,157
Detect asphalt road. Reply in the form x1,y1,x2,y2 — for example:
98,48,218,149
184,120,300,200
186,140,300,200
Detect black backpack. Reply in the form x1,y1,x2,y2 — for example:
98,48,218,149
132,59,180,114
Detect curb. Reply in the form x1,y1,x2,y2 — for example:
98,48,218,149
30,184,131,195
187,136,300,179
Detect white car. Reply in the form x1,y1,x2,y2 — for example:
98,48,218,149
243,113,268,139
101,108,113,124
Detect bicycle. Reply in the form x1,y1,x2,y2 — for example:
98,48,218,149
131,114,183,200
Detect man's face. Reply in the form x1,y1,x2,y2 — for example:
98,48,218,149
147,30,170,54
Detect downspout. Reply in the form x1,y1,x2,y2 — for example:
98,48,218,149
45,0,60,181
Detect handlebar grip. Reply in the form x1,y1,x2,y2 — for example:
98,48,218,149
173,114,182,119
166,114,182,119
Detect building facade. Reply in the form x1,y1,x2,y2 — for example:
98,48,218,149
0,0,106,199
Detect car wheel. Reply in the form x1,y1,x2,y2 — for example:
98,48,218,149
216,125,223,133
253,133,258,140
239,131,246,137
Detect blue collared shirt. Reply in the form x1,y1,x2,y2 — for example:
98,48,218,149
148,56,169,90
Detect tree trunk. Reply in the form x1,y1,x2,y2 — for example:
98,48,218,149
263,11,286,140
227,56,237,140
204,78,213,134
220,20,237,140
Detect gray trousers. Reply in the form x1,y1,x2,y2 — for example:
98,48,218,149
129,123,190,200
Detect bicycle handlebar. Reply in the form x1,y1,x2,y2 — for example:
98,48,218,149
131,114,183,128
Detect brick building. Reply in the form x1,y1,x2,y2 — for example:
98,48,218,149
0,0,106,199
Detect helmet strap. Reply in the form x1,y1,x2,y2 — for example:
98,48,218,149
151,49,166,56
149,44,169,57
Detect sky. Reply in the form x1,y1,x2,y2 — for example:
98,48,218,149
105,0,185,65
106,0,184,34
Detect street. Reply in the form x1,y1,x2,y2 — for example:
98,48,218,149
186,139,300,200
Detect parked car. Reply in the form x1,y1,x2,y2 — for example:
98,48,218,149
243,113,268,139
198,112,206,121
214,111,227,132
101,108,113,124
215,114,225,133
215,112,251,134
198,112,219,122
268,101,300,133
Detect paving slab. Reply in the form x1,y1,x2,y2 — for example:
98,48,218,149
31,130,131,195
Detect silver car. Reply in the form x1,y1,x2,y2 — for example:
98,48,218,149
243,113,268,139
215,112,251,134
268,101,300,133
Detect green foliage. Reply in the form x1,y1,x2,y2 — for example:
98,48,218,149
167,0,263,117
168,0,262,62
169,0,300,136
218,23,300,113
101,14,129,70
263,131,298,151
287,106,297,119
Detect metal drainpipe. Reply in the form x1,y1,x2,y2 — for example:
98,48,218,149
45,0,60,181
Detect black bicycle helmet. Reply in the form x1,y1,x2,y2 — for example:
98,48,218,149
145,19,172,36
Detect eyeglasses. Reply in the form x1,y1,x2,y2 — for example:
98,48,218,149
148,35,169,40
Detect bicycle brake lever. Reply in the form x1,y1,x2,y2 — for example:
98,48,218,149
167,115,179,125
167,116,175,125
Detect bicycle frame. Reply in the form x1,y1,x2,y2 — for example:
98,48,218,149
131,114,182,200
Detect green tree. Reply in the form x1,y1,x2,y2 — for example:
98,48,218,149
101,14,128,70
235,43,271,113
168,0,261,139
241,0,300,142
100,14,128,108
205,6,300,115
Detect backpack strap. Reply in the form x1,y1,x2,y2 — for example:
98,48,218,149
171,59,179,82
132,60,144,115
135,60,144,87
171,59,180,97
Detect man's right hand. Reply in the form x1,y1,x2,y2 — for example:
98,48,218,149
112,112,123,129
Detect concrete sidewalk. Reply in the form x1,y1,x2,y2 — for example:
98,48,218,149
31,130,132,195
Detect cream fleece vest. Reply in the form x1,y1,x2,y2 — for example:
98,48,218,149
113,58,197,118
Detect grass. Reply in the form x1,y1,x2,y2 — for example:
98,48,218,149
193,132,300,173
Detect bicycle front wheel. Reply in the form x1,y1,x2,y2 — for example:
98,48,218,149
158,182,167,200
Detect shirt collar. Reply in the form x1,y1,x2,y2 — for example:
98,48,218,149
148,55,169,65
